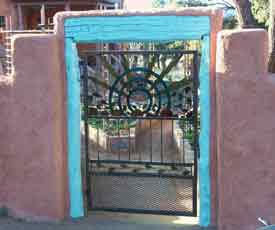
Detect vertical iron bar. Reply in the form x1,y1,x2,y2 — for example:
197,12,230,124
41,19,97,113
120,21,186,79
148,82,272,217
150,119,153,163
118,119,121,160
160,119,163,163
185,54,188,79
97,119,100,161
110,119,114,158
182,115,186,164
128,119,131,161
83,56,92,210
188,54,191,80
192,51,199,216
171,119,174,163
107,117,111,156
138,120,141,161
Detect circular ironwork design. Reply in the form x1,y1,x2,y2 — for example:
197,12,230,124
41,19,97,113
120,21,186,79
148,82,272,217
109,67,171,116
127,89,152,114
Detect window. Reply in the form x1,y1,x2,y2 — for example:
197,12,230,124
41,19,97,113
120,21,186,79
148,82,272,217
0,16,5,28
97,3,117,10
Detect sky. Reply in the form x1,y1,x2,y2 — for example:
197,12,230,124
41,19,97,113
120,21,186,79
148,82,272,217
124,0,154,10
124,0,235,9
124,0,235,17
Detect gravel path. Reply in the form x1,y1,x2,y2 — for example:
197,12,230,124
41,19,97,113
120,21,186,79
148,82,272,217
0,212,202,230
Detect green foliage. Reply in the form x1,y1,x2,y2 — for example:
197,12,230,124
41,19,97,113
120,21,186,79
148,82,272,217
152,0,167,8
251,0,269,27
153,0,270,29
223,15,238,29
153,0,237,29
185,129,194,143
88,118,136,135
179,117,194,144
175,0,207,7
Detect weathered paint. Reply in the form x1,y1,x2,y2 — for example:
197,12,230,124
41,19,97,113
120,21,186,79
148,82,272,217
64,15,211,226
64,16,210,42
65,37,84,218
199,35,211,227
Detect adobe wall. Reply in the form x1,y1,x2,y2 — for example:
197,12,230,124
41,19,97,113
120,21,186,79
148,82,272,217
0,34,68,220
216,29,275,230
0,76,13,209
0,0,12,16
0,9,223,223
0,9,274,229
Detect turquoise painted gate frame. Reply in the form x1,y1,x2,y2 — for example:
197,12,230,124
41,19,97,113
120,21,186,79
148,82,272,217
64,15,211,227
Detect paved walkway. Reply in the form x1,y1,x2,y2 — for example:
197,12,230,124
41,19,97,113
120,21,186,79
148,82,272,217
0,212,203,230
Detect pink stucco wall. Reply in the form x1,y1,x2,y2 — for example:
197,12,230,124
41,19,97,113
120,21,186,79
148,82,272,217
4,9,274,230
0,35,68,220
0,9,223,222
216,29,275,230
0,0,17,30
0,0,12,16
0,9,274,230
0,76,13,207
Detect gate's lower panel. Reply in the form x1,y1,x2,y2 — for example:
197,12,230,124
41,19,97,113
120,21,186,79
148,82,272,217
90,173,194,216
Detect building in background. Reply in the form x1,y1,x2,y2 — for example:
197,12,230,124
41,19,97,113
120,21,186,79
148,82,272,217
0,0,123,74
123,0,152,10
0,0,122,30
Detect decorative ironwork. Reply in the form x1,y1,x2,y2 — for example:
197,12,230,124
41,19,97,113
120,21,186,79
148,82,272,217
109,67,171,116
81,48,199,217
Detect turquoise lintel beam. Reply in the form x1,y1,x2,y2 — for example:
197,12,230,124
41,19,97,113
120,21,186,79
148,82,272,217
64,16,210,42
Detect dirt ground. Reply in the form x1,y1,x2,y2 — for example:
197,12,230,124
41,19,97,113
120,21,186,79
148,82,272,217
0,212,202,230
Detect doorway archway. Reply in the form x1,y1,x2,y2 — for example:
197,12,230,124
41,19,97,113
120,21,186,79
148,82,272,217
57,10,222,227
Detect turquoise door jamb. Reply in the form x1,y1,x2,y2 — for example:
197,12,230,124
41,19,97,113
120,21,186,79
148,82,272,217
65,37,84,218
64,15,211,227
199,35,211,227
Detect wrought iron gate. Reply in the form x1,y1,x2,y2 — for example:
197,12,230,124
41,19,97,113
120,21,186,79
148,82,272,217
81,49,199,216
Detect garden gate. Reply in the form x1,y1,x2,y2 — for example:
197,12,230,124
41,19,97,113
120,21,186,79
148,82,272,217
81,48,199,216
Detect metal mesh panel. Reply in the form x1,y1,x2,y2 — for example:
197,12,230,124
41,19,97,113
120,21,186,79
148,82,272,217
90,173,194,215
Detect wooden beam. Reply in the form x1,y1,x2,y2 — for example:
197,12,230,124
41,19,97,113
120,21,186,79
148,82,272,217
65,1,71,10
16,4,24,30
14,1,97,6
40,4,46,27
